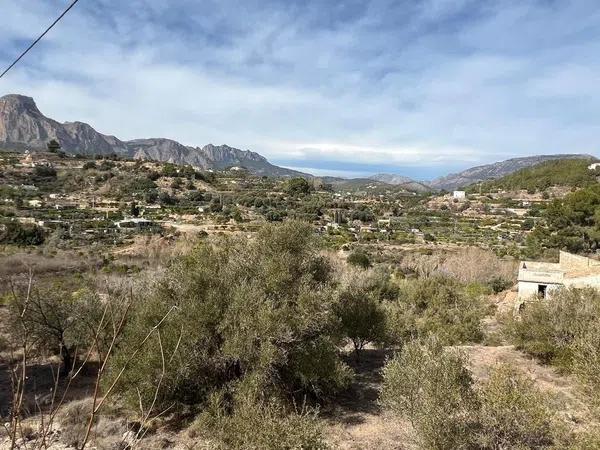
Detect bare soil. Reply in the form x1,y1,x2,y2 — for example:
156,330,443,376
324,349,413,449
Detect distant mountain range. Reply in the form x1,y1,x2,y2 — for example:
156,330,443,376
0,94,305,178
366,174,432,193
0,94,594,192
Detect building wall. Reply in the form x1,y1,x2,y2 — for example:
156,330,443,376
517,281,562,299
563,275,600,289
559,251,600,270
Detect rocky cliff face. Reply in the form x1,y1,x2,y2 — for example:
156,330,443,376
0,94,305,177
0,94,129,155
429,154,594,191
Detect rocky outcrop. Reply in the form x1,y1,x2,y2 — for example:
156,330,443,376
0,94,129,155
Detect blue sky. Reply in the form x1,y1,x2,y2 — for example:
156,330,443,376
1,0,600,180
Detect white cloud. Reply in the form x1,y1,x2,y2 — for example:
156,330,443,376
1,0,599,177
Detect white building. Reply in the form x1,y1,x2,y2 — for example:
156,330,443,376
588,163,600,170
453,191,466,200
518,251,600,299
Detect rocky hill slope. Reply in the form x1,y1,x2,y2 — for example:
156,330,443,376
368,173,415,185
430,154,594,191
0,94,304,177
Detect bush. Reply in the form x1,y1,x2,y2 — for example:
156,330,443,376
7,281,105,376
385,276,486,346
572,319,600,403
56,399,94,447
346,250,371,269
381,341,557,449
440,247,516,286
487,276,513,294
0,221,45,245
122,176,157,195
285,177,313,196
380,338,477,449
335,275,386,358
108,221,351,413
476,364,554,449
34,165,57,178
193,389,327,450
506,287,600,367
57,399,126,449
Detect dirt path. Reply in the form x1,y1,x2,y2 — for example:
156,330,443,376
324,349,412,449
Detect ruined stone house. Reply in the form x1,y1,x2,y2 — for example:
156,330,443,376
518,251,600,299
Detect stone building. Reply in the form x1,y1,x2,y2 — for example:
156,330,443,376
518,251,600,299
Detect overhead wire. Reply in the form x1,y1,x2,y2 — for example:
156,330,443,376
0,0,82,80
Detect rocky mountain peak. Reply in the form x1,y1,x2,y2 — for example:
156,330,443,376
0,93,304,177
201,144,268,163
0,94,43,116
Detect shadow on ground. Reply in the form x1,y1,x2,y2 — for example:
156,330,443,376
0,360,98,418
324,348,392,425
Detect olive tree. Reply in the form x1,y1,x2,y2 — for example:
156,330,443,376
7,279,100,376
380,338,477,449
335,270,387,360
108,221,352,412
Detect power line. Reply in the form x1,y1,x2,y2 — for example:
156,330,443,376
0,0,82,80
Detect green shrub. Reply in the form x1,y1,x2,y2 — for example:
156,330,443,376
34,165,57,178
108,221,351,412
476,364,554,449
0,221,45,245
380,338,477,449
284,177,313,196
121,176,157,195
381,342,557,449
335,280,386,358
193,389,327,450
7,281,107,376
487,276,513,294
506,287,600,367
385,276,486,346
572,319,600,403
346,250,371,269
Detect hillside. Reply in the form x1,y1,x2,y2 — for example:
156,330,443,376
470,158,599,193
430,154,594,191
323,177,431,194
0,94,306,178
369,173,415,185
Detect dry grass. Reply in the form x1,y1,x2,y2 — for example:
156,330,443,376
440,247,517,284
459,344,599,432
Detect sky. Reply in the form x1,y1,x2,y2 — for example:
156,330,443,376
1,0,600,180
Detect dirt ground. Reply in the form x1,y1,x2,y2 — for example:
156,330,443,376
460,344,599,432
324,290,600,448
323,349,414,450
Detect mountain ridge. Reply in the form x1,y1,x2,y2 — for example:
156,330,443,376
428,154,596,191
1,94,595,188
0,94,306,177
